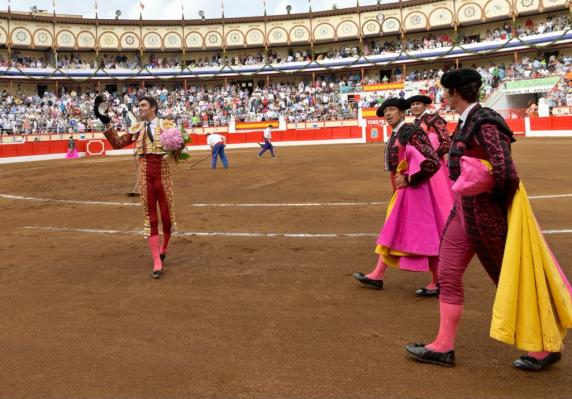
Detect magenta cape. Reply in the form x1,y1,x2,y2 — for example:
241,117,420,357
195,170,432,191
65,148,79,159
376,143,453,272
428,131,448,172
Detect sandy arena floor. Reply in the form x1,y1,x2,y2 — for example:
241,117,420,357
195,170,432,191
1,139,571,399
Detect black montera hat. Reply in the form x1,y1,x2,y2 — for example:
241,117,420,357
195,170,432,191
440,68,482,89
407,95,432,105
376,98,410,117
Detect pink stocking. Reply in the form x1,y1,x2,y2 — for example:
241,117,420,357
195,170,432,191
528,351,552,360
426,301,463,352
426,258,439,290
161,233,171,255
147,235,163,272
366,256,387,281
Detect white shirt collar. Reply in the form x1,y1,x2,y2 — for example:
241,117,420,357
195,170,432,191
393,120,406,133
146,117,159,128
459,103,479,128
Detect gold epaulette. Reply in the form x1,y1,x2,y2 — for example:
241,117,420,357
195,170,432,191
129,121,144,135
160,119,176,130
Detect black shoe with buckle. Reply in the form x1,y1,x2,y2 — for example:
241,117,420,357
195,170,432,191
405,343,455,367
151,270,162,279
513,353,562,371
352,272,383,290
415,287,440,297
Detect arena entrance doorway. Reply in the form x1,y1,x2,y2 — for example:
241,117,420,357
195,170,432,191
36,84,48,98
105,84,118,95
232,80,255,94
378,69,393,82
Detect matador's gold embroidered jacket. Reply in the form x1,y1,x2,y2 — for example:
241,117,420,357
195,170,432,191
103,119,176,155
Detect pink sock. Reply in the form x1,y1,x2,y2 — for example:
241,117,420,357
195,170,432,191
147,235,163,272
366,256,386,280
426,301,463,352
426,260,439,290
160,233,171,255
528,351,552,360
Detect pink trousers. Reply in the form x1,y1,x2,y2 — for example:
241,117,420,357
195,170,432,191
438,196,476,305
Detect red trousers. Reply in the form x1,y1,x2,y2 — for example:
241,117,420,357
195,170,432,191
138,155,176,237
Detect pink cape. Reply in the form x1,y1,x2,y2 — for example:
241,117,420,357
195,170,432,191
377,143,454,272
427,131,448,171
427,132,455,232
65,148,79,159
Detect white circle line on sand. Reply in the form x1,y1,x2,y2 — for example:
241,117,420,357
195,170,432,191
0,193,139,207
527,194,572,200
0,193,388,207
2,192,572,208
541,229,572,235
23,226,572,237
189,201,389,207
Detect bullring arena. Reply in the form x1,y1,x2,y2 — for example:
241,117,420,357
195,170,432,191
1,0,572,398
2,141,572,398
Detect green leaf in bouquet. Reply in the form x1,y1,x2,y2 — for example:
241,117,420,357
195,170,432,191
179,152,191,161
183,132,191,144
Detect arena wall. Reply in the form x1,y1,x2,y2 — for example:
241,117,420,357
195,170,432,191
1,115,571,163
0,125,366,163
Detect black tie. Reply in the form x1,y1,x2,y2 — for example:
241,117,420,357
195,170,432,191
146,122,154,142
414,118,420,126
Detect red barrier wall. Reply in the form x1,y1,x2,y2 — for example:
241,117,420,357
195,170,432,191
530,115,572,131
1,117,567,160
0,126,362,158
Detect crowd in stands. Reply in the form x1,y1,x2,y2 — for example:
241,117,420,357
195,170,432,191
2,50,571,136
356,53,572,111
0,12,570,135
0,79,358,134
1,14,569,71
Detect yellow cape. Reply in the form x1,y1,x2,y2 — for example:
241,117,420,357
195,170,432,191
490,181,572,352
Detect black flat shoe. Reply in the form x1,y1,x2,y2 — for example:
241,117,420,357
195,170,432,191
160,253,167,262
405,343,455,367
352,272,383,290
415,287,440,297
513,353,562,371
151,270,162,279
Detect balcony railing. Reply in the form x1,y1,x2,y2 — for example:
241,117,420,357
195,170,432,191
1,30,571,80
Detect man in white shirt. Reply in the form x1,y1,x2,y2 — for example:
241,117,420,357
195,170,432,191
207,132,229,169
258,124,276,158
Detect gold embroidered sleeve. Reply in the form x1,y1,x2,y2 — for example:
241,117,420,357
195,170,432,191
103,126,135,149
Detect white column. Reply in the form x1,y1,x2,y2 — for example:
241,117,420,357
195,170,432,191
279,115,286,130
229,116,236,133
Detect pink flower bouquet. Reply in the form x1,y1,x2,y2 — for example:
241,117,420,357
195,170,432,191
160,126,191,163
